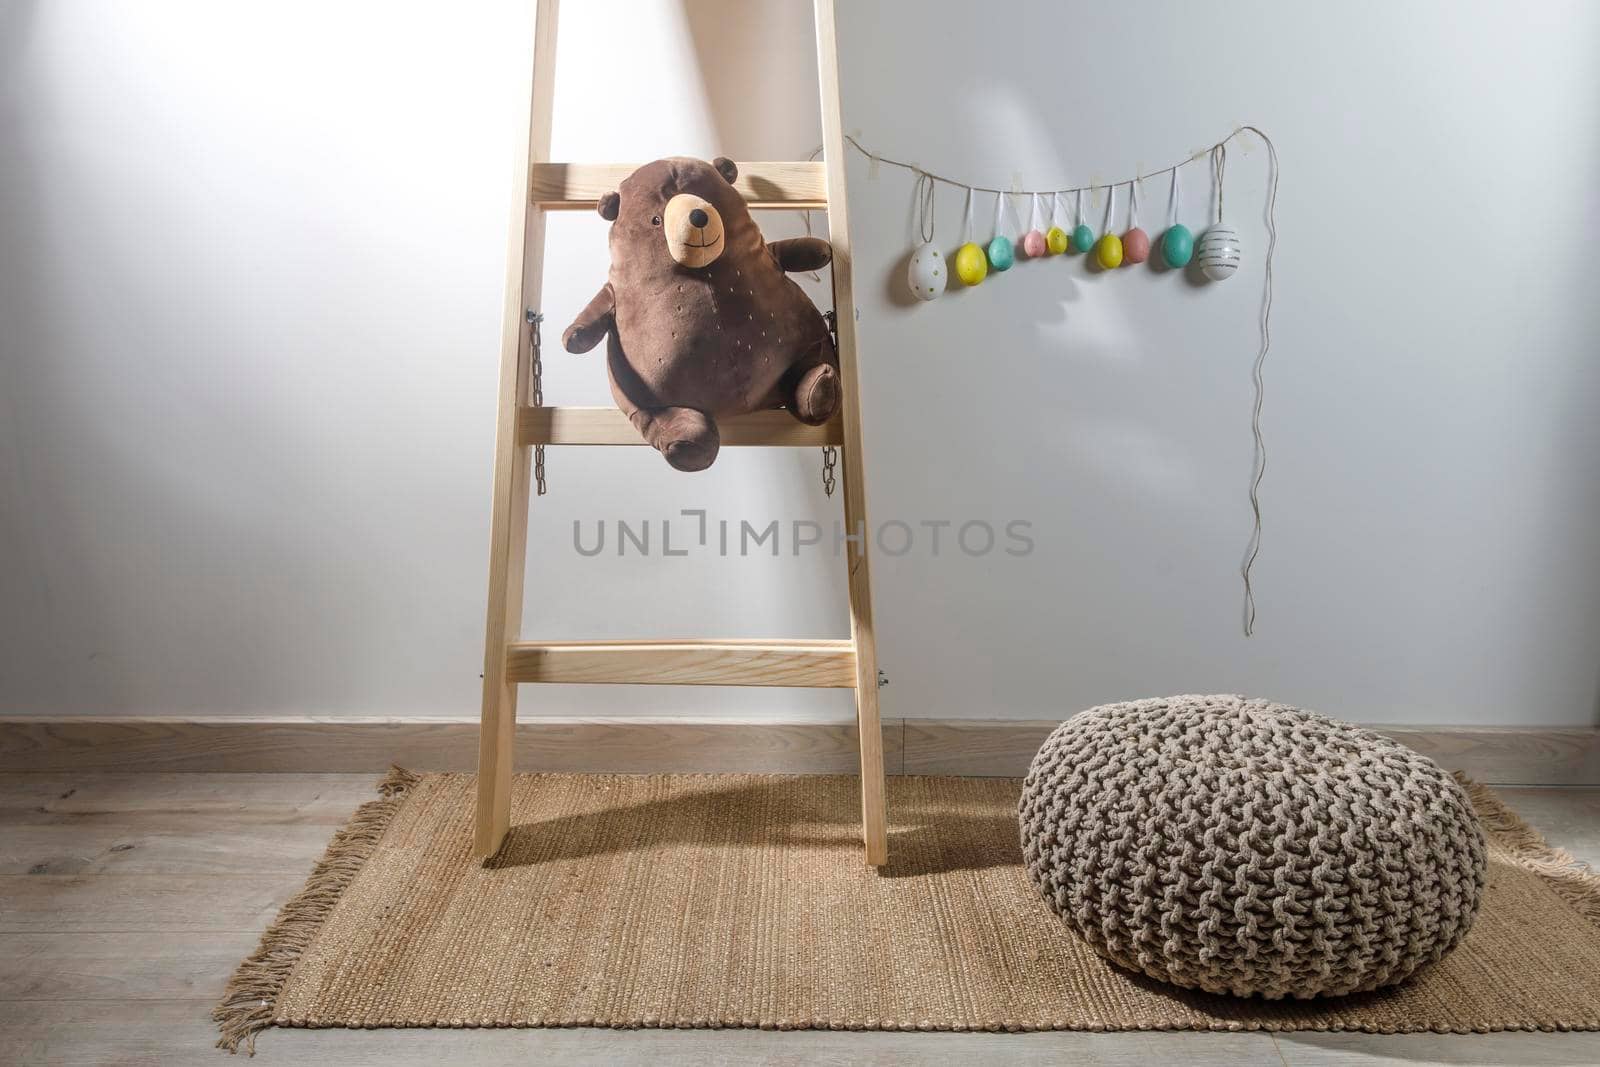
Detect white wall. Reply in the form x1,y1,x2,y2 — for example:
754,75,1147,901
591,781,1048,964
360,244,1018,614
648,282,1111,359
837,0,1600,727
2,1,1597,727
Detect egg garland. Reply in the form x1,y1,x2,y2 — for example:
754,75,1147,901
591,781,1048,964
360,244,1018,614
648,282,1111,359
865,126,1280,644
986,191,1015,272
889,126,1272,308
1021,193,1048,258
903,173,946,301
1123,178,1151,264
953,186,987,286
1094,183,1124,269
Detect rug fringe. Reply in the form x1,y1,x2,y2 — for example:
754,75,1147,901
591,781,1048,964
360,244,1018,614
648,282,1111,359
1456,771,1600,929
213,765,420,1055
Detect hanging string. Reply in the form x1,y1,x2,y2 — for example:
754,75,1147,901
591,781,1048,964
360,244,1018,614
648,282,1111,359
1167,167,1181,229
1239,126,1278,637
1074,188,1085,229
1128,178,1140,230
1101,182,1116,236
991,189,1006,240
1029,192,1043,234
960,186,975,245
1213,142,1227,224
912,170,936,243
1050,191,1063,229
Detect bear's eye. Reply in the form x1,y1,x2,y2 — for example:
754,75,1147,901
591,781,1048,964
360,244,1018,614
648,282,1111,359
650,215,662,226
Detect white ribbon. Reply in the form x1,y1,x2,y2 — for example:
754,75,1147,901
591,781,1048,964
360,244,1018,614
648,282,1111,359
1129,179,1140,231
1167,168,1181,229
991,190,1005,241
961,186,975,245
1102,184,1116,236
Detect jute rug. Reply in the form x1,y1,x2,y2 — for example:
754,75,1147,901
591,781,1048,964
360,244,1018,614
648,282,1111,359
216,769,1600,1052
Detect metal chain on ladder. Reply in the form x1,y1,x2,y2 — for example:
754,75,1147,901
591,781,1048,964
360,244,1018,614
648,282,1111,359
820,309,838,497
526,308,547,495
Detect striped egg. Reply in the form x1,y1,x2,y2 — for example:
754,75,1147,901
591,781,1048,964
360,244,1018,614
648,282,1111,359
1197,226,1242,280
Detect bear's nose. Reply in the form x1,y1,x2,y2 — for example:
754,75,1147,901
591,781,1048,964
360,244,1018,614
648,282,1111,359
688,208,709,228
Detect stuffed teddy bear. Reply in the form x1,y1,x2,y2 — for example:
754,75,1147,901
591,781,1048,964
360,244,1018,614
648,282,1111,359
562,156,838,471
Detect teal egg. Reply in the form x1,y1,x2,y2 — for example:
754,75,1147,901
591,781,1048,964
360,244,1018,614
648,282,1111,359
1071,224,1094,253
987,235,1014,272
1162,224,1194,268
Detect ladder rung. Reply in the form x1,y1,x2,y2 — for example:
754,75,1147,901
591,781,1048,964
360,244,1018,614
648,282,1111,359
518,406,842,447
531,162,827,211
505,639,857,688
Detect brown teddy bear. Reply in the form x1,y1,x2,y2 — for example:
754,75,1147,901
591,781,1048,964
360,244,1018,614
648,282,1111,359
562,156,839,471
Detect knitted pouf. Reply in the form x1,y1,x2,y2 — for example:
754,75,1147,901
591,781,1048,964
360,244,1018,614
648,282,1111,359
1018,695,1488,999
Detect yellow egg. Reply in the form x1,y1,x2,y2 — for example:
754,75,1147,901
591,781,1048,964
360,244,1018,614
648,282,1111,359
954,242,988,286
1045,226,1069,255
1095,233,1124,269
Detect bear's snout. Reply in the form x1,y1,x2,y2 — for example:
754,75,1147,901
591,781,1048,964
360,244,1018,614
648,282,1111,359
664,193,724,269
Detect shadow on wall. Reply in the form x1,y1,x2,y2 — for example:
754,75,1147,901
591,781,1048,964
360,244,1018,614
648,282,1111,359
678,0,822,159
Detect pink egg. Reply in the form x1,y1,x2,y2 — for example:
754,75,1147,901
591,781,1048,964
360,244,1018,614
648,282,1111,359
1122,227,1151,264
1021,229,1047,258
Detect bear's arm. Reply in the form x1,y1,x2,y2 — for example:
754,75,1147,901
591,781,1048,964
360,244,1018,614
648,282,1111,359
562,283,616,353
766,237,833,273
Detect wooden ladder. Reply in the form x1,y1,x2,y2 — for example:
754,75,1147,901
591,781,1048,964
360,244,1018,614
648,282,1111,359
473,0,888,867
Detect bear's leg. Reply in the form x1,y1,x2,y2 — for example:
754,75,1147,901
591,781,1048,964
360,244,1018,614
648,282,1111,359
630,407,721,472
605,332,721,471
780,335,841,426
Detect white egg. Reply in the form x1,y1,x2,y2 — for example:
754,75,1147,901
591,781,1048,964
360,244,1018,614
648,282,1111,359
906,242,946,302
1197,226,1242,281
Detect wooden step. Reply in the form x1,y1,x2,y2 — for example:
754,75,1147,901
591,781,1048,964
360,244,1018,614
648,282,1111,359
518,406,842,447
505,639,856,688
531,161,827,211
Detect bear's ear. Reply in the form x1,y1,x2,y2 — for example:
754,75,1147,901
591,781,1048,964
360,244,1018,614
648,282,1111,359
712,157,738,185
597,191,620,221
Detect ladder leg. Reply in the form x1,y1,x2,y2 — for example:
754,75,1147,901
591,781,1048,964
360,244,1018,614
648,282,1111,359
474,439,531,858
474,0,558,860
843,481,889,868
816,0,887,868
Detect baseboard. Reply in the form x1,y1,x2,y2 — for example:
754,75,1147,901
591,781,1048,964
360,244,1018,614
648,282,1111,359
0,716,1595,784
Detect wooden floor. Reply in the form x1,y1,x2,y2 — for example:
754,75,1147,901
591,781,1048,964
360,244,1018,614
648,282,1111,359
1,773,1596,1066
